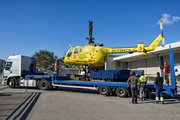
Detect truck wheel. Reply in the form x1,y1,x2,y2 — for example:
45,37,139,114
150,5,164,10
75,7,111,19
9,78,15,88
39,79,50,90
98,86,110,96
146,88,151,99
115,87,128,97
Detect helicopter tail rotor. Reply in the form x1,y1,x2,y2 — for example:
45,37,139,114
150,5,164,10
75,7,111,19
160,20,165,47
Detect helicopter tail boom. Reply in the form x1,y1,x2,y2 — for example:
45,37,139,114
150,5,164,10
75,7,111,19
105,34,163,55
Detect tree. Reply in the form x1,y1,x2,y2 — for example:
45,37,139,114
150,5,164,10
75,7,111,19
56,57,69,68
32,50,57,71
57,57,64,65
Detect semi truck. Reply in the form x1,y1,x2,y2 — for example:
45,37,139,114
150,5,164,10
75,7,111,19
2,55,36,87
2,46,177,98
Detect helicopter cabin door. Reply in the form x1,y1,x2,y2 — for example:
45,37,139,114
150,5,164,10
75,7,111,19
73,48,79,61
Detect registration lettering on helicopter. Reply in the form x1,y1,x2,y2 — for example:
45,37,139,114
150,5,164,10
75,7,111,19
112,48,131,52
79,54,87,60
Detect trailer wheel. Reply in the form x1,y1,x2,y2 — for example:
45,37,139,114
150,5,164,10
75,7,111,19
39,79,50,90
9,78,15,88
115,87,128,97
98,86,110,96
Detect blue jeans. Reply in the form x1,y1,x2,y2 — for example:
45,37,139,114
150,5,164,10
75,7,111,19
156,88,164,103
165,73,169,85
55,70,59,80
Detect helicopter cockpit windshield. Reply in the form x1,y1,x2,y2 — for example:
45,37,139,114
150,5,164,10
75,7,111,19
63,50,68,56
67,49,73,57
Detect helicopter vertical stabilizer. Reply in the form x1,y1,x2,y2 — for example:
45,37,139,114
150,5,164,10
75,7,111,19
144,34,162,51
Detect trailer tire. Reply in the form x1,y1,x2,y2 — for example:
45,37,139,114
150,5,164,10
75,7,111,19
39,79,49,90
9,78,15,88
115,87,128,97
98,86,110,96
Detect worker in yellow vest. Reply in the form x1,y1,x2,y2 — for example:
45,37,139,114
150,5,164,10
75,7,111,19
139,72,147,101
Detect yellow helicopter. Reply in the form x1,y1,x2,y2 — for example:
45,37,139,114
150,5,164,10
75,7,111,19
63,20,165,70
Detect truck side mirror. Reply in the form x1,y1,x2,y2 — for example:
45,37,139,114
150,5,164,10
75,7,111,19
2,62,6,69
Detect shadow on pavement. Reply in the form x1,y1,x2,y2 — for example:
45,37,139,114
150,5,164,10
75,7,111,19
0,92,41,120
49,87,100,95
0,93,12,96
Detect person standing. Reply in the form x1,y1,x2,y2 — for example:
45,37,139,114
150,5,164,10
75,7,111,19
54,61,59,80
139,72,147,101
154,72,164,104
81,74,86,81
159,61,170,86
127,72,140,104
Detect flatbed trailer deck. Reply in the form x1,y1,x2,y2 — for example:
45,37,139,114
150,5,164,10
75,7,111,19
25,74,177,98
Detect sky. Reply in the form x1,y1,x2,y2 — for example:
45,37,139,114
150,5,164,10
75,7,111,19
0,0,180,61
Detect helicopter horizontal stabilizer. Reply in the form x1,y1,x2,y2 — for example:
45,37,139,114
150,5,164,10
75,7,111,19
137,43,147,55
137,43,144,52
142,51,147,55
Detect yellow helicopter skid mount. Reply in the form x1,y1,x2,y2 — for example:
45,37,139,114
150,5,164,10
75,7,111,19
63,20,165,68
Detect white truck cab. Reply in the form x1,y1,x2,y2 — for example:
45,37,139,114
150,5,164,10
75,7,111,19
2,55,36,87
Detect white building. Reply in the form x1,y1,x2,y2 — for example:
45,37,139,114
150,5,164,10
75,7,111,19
105,41,180,78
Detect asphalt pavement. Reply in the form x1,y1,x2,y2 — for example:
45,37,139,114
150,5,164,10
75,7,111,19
1,79,180,120
0,77,8,90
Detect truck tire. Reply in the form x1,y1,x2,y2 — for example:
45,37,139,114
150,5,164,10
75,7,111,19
115,87,128,97
39,79,50,90
146,88,151,99
98,86,110,96
9,78,15,88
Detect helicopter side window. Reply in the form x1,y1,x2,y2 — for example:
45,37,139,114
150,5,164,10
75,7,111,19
67,49,73,57
79,49,82,53
74,49,78,54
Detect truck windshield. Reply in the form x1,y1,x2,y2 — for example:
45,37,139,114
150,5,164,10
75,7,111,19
5,62,12,70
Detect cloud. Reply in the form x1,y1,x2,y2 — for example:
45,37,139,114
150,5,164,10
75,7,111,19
160,13,180,25
153,13,180,27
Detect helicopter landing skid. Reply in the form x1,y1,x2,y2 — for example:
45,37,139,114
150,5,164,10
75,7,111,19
69,63,74,68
